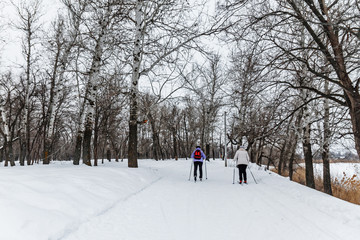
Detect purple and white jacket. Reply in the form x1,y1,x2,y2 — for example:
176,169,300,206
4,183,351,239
191,147,206,162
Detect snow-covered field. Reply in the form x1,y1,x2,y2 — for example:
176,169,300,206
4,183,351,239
1,159,360,240
313,162,360,180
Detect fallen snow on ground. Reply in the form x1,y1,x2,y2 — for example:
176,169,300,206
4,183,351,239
1,159,360,240
313,162,360,180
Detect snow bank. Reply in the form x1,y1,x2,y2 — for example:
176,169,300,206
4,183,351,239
0,161,159,240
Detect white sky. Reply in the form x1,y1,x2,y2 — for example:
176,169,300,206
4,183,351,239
0,0,63,72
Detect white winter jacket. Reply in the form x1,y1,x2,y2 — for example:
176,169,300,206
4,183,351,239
233,149,249,166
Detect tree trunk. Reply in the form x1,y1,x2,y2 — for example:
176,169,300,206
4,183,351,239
44,67,59,165
322,80,332,195
82,127,92,166
1,106,14,166
290,0,360,159
149,113,161,161
278,142,286,176
289,113,301,180
106,145,111,162
93,110,99,167
184,114,189,159
128,0,143,168
302,110,315,189
73,132,83,165
172,126,178,160
81,17,107,166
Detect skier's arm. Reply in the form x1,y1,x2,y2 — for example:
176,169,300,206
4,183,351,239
246,152,250,163
233,151,238,164
201,150,206,160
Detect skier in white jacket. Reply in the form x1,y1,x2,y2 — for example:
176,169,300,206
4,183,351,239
233,146,249,184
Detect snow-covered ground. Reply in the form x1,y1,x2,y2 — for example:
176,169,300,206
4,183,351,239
1,159,360,240
313,162,360,180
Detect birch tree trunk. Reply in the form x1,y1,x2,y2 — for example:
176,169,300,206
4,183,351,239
128,0,143,168
322,79,332,195
82,31,105,166
288,113,301,180
301,89,315,189
0,106,15,167
20,23,32,166
73,105,86,165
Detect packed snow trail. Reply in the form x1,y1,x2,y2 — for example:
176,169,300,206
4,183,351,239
58,160,360,240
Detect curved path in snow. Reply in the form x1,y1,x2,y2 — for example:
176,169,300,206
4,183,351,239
61,160,360,240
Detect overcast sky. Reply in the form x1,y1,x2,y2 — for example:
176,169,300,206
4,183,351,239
0,0,63,72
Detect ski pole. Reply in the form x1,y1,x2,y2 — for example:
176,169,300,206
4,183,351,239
245,154,258,184
232,165,235,184
204,159,208,179
247,165,258,184
188,161,193,181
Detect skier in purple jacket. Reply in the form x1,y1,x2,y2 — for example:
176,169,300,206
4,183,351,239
191,145,206,182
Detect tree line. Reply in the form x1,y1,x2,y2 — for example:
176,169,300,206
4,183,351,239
0,0,359,196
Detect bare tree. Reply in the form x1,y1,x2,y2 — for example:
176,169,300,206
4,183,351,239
13,0,42,165
184,53,226,158
65,0,128,165
42,0,84,164
127,0,243,168
245,0,360,157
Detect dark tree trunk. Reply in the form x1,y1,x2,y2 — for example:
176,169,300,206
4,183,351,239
106,147,111,162
128,118,138,168
149,114,161,161
19,139,26,166
278,142,286,176
82,126,92,166
4,140,15,167
93,134,98,167
43,139,51,165
73,134,82,165
288,134,299,181
303,122,315,189
172,127,178,160
206,144,210,160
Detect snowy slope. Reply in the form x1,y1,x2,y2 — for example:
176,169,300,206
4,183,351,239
0,159,359,240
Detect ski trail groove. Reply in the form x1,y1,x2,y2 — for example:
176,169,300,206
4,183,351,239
57,176,163,240
250,184,340,240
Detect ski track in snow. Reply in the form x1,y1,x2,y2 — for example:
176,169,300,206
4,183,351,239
57,160,360,240
56,175,164,240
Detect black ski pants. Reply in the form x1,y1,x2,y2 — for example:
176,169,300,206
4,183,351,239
237,164,247,182
194,161,203,179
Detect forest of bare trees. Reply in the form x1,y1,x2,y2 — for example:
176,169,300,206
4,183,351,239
0,0,359,196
